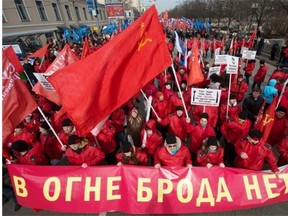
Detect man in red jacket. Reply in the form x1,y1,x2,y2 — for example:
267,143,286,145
11,140,49,165
65,135,105,167
231,74,249,103
252,60,269,90
244,59,256,85
154,133,192,168
234,129,279,173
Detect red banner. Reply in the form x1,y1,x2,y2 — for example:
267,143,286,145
7,165,288,214
106,3,125,18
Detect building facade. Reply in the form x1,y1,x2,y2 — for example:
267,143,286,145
3,0,109,49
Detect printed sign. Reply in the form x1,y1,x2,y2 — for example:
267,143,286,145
3,44,23,55
214,48,221,56
241,47,249,55
215,55,228,65
191,88,221,106
242,50,257,60
226,56,239,74
207,66,220,79
33,73,55,91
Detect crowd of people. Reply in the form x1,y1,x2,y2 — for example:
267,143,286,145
3,29,288,179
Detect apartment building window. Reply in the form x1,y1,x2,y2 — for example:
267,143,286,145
35,0,48,21
83,7,88,20
75,7,81,21
52,3,61,21
65,5,73,21
14,0,30,21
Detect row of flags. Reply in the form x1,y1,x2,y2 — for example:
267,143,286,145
102,19,132,35
63,25,89,43
161,17,211,30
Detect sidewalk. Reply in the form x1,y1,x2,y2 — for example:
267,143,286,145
256,53,279,67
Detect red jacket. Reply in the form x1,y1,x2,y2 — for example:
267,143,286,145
141,120,163,155
110,108,125,133
244,61,256,75
152,99,169,119
254,65,269,83
231,81,249,102
58,128,78,146
158,114,188,141
196,148,224,166
277,137,288,166
234,138,279,172
66,144,105,166
192,106,218,128
40,134,63,160
162,87,174,101
168,94,183,114
266,116,287,146
154,139,192,167
116,147,148,166
185,123,216,153
220,119,252,144
158,73,172,90
96,121,116,154
19,143,49,165
219,103,241,125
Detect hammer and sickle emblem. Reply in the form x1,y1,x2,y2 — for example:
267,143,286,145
137,22,153,51
262,114,274,126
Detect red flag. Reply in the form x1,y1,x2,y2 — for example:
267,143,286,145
32,44,79,105
188,40,204,86
229,37,234,56
3,46,24,73
49,5,171,136
247,26,257,49
256,95,278,143
81,37,91,59
28,44,49,58
254,100,266,130
2,52,38,144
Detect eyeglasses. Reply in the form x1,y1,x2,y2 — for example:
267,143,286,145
167,144,177,148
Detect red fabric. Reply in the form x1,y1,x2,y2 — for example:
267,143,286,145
196,148,224,166
162,87,174,100
192,106,218,128
254,65,269,83
32,44,79,106
152,98,169,119
2,52,38,144
188,40,204,85
48,6,171,136
3,46,24,73
116,148,148,166
158,114,188,141
19,143,50,165
167,94,183,114
143,81,157,98
96,121,116,154
81,37,91,59
154,144,192,167
219,103,241,125
66,144,105,166
247,27,257,49
23,118,41,134
231,81,249,102
58,129,78,146
34,64,47,73
245,61,256,75
220,119,252,144
141,120,163,155
110,108,125,133
39,134,63,160
234,139,278,172
277,137,288,166
28,44,49,58
266,115,287,146
51,108,68,132
185,123,215,153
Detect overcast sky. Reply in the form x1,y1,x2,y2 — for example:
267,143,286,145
141,0,179,13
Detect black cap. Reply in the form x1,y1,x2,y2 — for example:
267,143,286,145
68,134,81,145
248,129,262,140
40,121,50,130
166,133,177,145
276,106,286,113
176,106,184,111
11,140,29,152
122,141,131,153
200,112,209,120
229,93,236,100
62,118,73,127
252,87,261,93
260,60,265,64
207,136,218,146
238,111,248,120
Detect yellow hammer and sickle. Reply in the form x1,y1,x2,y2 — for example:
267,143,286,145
138,22,153,51
262,114,274,126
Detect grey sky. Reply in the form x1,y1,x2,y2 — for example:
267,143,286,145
141,0,179,13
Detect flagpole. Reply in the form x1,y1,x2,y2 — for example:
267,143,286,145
226,73,232,119
37,106,65,148
23,70,34,87
142,96,152,148
171,63,189,118
140,89,160,119
276,79,288,109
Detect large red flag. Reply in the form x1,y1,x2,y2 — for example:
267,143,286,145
28,44,49,58
81,37,91,59
2,52,38,144
247,26,257,49
188,39,204,86
3,46,24,73
256,95,278,143
49,5,171,136
32,44,79,105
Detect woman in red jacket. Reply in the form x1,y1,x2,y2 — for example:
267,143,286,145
66,135,105,168
252,60,269,90
244,59,256,85
196,136,225,168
